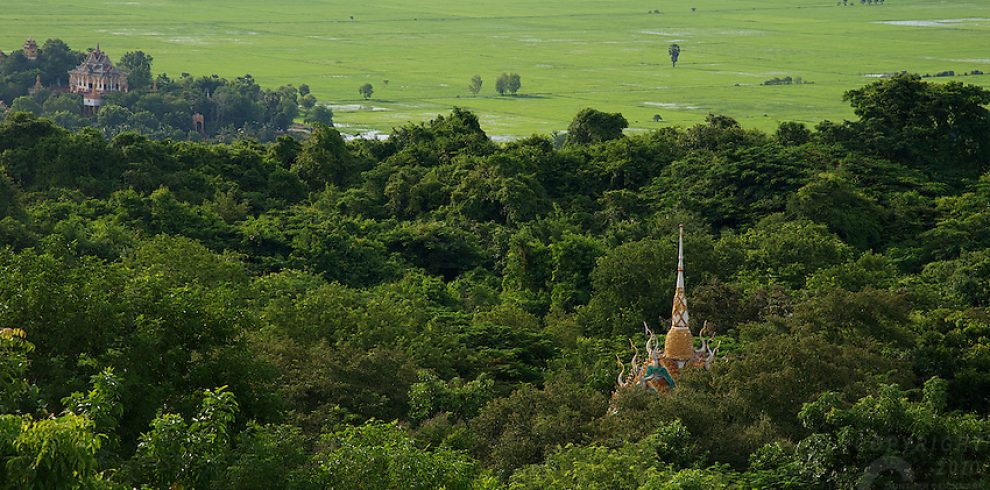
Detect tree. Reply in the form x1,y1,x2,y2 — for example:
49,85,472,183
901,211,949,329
495,74,509,95
118,51,154,90
407,371,495,423
291,124,357,189
0,171,22,221
1,413,109,488
566,108,628,145
787,173,884,249
42,92,82,115
793,381,990,487
317,421,482,490
133,387,239,489
0,333,120,489
508,73,521,95
470,378,607,478
9,96,41,116
298,83,310,96
469,75,483,96
304,105,334,127
0,328,36,413
842,74,990,179
358,83,373,100
717,216,853,289
96,104,134,136
669,43,681,67
39,39,84,87
508,421,703,489
775,121,811,146
216,423,312,490
300,93,317,110
495,73,521,96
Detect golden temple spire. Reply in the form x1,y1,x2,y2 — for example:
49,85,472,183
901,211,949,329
671,224,688,328
664,224,694,361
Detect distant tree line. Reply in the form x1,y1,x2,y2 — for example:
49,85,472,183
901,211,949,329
761,75,812,86
466,73,522,96
0,38,331,141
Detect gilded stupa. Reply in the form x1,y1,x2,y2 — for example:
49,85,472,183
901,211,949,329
615,225,718,392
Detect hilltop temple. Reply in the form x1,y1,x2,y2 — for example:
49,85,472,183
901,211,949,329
68,45,128,113
615,225,718,393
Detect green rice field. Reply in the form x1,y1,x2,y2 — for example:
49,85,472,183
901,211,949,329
3,0,990,138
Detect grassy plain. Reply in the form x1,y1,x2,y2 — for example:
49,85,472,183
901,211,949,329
3,0,990,137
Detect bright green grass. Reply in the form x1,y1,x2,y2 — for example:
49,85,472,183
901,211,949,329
3,0,990,137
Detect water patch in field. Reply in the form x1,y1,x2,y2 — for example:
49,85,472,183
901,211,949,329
944,58,990,64
166,36,208,45
96,28,163,37
642,102,703,110
342,130,389,141
329,104,390,112
164,36,250,45
716,29,765,36
490,135,518,143
874,18,990,27
519,37,578,44
639,30,691,37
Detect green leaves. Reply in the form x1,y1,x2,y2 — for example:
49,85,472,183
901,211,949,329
4,413,106,490
134,386,239,489
317,421,481,490
843,73,990,180
794,382,990,487
566,108,628,146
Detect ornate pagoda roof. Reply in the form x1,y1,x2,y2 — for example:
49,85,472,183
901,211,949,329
614,224,719,396
69,45,127,78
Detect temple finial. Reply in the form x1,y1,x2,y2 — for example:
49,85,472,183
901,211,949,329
669,224,689,329
676,224,684,289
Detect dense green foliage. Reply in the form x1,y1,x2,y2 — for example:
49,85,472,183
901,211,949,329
1,75,990,488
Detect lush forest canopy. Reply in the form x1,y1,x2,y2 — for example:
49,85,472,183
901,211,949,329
1,74,990,488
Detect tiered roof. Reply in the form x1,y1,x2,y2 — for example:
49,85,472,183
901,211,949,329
22,38,38,60
69,46,127,79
